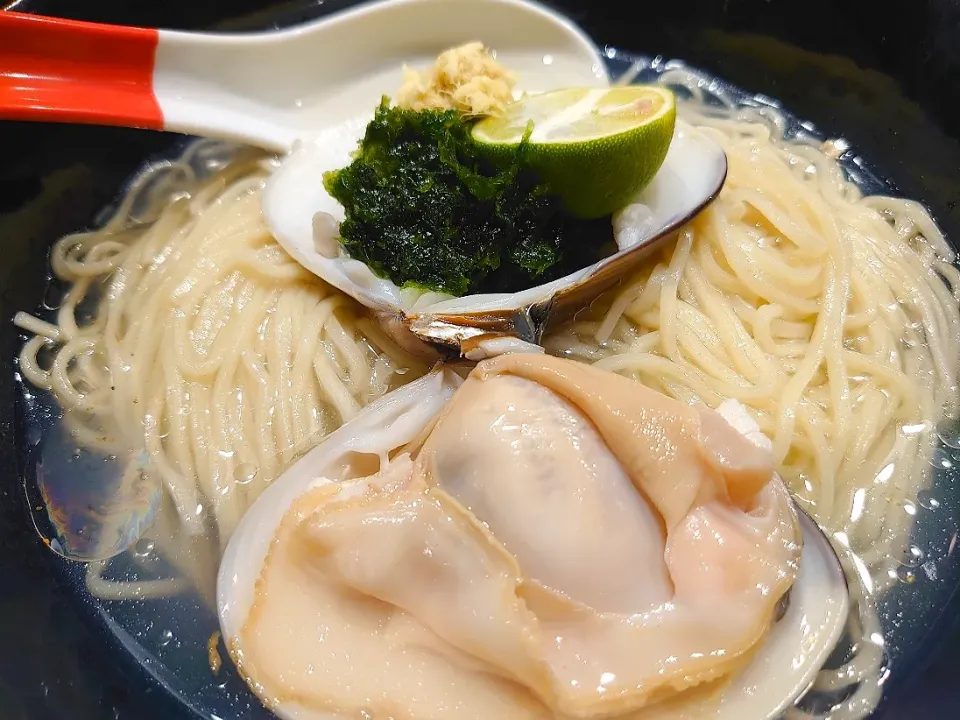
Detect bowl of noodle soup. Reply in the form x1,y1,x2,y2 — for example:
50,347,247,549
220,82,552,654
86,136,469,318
2,0,960,718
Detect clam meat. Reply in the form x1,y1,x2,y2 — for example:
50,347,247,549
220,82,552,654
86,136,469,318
218,354,848,720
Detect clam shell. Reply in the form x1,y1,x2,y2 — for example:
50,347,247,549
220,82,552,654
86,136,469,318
266,120,726,353
218,364,848,720
263,77,726,354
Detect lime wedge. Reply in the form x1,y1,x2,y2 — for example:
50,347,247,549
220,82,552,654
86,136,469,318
472,86,676,219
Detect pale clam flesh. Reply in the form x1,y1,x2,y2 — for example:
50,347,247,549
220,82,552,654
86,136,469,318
217,354,848,720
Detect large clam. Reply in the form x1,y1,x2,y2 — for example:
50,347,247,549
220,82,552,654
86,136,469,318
261,43,727,356
218,354,848,720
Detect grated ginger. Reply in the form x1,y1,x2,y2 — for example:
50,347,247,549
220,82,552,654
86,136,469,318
395,42,517,117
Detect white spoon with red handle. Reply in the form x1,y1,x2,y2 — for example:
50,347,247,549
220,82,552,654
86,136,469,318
0,0,608,152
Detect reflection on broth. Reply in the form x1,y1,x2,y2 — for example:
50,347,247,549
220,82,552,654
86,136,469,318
13,51,960,720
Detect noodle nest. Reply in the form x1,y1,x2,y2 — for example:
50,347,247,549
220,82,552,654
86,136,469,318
15,66,960,720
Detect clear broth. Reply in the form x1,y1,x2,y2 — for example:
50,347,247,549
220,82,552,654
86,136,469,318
14,52,960,720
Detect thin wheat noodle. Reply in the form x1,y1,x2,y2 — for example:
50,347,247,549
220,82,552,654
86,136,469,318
15,145,427,551
13,68,960,720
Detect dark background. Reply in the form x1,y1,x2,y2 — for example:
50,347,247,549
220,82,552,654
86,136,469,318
2,0,960,717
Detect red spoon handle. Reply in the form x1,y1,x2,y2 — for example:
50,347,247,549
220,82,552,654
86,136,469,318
0,11,163,130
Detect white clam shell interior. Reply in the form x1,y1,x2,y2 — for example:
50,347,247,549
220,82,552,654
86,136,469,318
257,13,728,318
217,368,849,720
258,3,612,313
264,116,727,315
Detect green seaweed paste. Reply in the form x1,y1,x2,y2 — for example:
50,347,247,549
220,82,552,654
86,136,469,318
322,98,609,297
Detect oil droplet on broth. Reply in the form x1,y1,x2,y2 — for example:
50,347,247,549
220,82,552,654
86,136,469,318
898,545,925,568
233,464,258,485
930,447,956,470
895,566,917,584
937,418,960,449
133,538,155,558
917,489,941,511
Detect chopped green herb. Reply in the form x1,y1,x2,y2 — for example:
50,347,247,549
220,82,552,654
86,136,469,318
323,98,608,296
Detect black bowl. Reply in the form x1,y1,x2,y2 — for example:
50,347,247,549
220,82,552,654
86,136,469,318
2,1,960,718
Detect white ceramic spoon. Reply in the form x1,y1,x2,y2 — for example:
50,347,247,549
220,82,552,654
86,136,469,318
0,0,607,150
